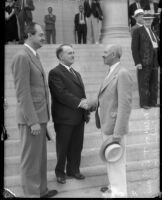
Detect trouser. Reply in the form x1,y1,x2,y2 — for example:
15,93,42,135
102,134,127,197
86,15,100,43
77,24,87,44
19,123,48,197
54,122,84,178
46,29,56,44
137,67,158,107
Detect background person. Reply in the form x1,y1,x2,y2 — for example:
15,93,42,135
44,7,56,44
129,0,142,27
131,9,144,36
74,5,87,44
131,13,159,109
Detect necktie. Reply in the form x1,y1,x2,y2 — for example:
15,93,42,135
69,67,77,78
81,12,83,20
148,28,156,42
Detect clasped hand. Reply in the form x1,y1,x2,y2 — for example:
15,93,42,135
30,123,41,136
79,99,97,111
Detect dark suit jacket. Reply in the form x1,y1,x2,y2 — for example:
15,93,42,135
131,26,159,67
74,13,87,31
129,2,141,27
15,0,35,20
44,14,56,30
48,64,89,125
84,0,103,20
131,24,142,36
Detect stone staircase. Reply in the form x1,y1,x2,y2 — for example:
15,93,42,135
4,44,160,197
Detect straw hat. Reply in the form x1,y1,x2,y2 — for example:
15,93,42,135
133,9,144,18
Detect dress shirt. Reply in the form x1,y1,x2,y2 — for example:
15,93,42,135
144,26,158,48
136,2,141,9
149,3,155,14
79,12,86,24
60,62,71,71
24,43,37,56
136,23,143,27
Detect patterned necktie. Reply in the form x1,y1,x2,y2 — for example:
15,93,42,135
148,28,156,42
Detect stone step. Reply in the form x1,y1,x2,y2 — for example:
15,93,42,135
4,130,159,157
4,142,159,177
4,108,159,139
4,159,159,198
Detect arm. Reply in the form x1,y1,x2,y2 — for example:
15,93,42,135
11,54,39,126
131,28,142,66
48,71,82,110
113,70,133,138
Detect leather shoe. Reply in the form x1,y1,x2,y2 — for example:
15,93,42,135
100,186,111,193
57,176,66,184
141,106,151,109
41,189,58,198
67,173,85,180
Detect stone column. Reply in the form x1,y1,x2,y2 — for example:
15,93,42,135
101,0,130,44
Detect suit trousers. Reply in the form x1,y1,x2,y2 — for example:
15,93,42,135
77,24,87,44
137,67,158,107
86,15,100,43
54,122,84,178
46,29,56,44
19,123,48,197
102,134,127,197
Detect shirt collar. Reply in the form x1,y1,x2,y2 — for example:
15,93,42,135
60,62,71,71
109,62,120,73
24,43,37,56
136,23,143,27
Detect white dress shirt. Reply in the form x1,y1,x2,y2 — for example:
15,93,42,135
144,26,158,48
24,43,37,56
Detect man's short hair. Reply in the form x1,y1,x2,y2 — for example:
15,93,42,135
56,44,73,59
24,22,40,39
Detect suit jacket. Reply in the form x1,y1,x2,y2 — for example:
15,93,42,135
44,14,56,30
131,26,159,67
48,64,89,125
129,2,141,26
131,23,142,36
15,0,35,20
95,64,133,137
74,13,87,31
11,46,50,126
84,0,103,20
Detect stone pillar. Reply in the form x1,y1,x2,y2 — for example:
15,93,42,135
101,0,130,44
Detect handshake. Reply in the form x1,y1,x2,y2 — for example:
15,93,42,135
79,98,97,112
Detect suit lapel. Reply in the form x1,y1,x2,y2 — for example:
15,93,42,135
60,65,83,88
24,46,44,74
99,64,121,97
142,26,152,44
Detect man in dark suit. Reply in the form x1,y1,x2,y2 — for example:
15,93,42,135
15,0,35,43
129,0,142,27
10,22,57,197
131,13,159,109
131,8,144,36
48,44,90,184
84,0,103,43
74,5,87,44
44,7,56,44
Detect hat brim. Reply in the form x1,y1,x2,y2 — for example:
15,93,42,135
99,137,123,163
133,13,144,18
105,143,123,162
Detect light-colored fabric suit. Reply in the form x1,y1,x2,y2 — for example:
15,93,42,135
11,46,50,197
96,63,133,197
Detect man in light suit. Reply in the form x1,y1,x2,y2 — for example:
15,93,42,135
10,22,57,198
95,44,133,197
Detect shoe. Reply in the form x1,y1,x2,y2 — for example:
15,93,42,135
141,106,151,109
57,176,66,184
41,189,58,198
67,173,85,180
100,186,111,193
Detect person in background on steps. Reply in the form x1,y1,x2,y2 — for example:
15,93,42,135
10,22,58,198
129,0,142,28
48,44,91,185
74,4,87,44
44,6,56,44
130,9,144,36
131,13,159,109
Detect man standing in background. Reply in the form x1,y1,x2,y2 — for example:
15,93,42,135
129,0,142,27
131,9,144,36
44,7,56,44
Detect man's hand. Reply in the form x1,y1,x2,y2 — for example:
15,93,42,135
87,99,98,112
30,123,41,136
79,99,89,110
136,64,142,69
